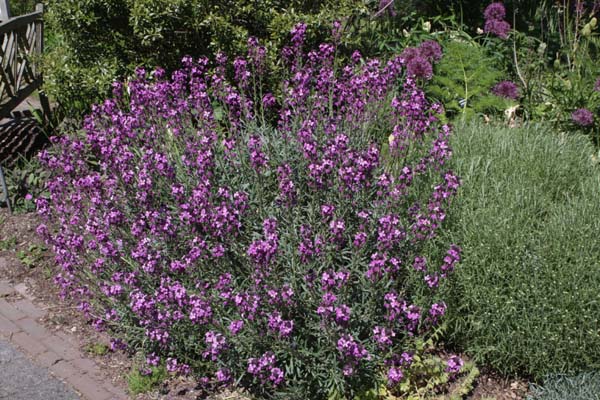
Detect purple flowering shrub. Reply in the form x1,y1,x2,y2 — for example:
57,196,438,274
37,24,461,398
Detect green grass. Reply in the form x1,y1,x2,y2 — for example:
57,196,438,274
441,121,600,380
527,373,600,400
83,342,109,357
127,364,168,395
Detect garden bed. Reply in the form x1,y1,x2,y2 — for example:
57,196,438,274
0,208,530,399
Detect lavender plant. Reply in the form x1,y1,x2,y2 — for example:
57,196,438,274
36,24,460,399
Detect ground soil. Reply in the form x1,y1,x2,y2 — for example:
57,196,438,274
0,208,530,400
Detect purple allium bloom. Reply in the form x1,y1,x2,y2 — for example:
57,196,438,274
484,18,511,39
594,77,600,92
406,56,433,80
484,2,506,20
400,47,420,65
572,108,594,127
492,80,520,100
418,40,443,62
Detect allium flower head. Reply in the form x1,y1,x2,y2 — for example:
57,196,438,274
400,47,420,65
594,77,600,92
484,18,511,39
418,40,443,62
492,81,520,100
484,2,506,20
571,108,594,127
406,56,433,80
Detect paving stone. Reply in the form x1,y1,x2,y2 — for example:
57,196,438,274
103,384,128,400
71,357,100,376
35,350,63,368
56,331,80,348
42,335,79,361
65,373,113,400
0,314,20,335
0,298,27,320
12,298,46,319
15,318,48,339
12,331,47,356
0,281,14,297
49,360,79,380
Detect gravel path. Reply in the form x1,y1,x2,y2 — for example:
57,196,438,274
0,338,80,400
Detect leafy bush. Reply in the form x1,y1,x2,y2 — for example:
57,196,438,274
37,27,463,399
442,121,600,379
42,0,374,117
6,0,37,16
428,38,509,120
527,373,600,400
3,157,49,213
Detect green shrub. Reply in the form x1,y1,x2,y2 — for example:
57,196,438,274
3,156,49,213
442,121,600,379
42,0,372,117
427,38,509,121
528,373,600,400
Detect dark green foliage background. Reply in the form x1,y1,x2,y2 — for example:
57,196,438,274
42,0,373,116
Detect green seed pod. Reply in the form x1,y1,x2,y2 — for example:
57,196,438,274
590,17,598,28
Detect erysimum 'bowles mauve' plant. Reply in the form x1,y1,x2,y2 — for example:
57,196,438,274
36,23,460,399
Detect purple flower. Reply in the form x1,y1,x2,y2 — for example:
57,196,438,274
387,366,404,385
229,320,244,335
203,331,227,361
262,93,276,108
216,368,231,383
446,355,464,374
418,40,443,62
406,56,433,80
594,77,600,92
290,22,307,47
484,18,511,39
400,47,421,65
373,326,395,348
334,304,351,325
492,81,520,100
572,108,594,127
484,2,506,21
